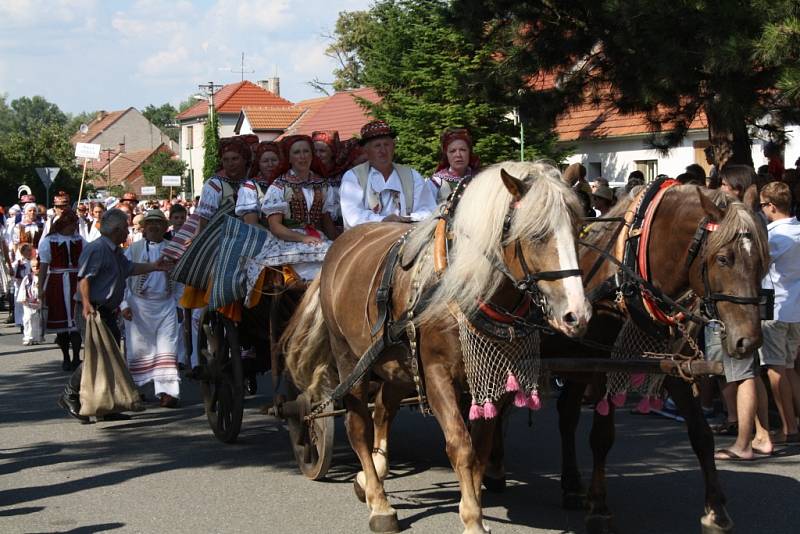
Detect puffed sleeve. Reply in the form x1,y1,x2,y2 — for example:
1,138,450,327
37,237,51,264
235,180,260,217
340,169,383,229
323,185,339,218
409,169,436,222
196,178,223,220
261,183,290,219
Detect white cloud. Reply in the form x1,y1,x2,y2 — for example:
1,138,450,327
208,0,293,31
0,0,98,27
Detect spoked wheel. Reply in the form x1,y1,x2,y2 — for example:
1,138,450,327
197,309,244,443
284,379,334,480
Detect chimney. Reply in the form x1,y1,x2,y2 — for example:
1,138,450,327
96,110,107,121
118,141,125,154
264,76,280,96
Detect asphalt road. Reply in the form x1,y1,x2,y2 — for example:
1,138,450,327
2,319,800,534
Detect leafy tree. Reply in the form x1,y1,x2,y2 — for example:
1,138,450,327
141,150,188,198
451,0,800,168
66,110,98,137
330,0,551,175
202,111,220,179
326,10,373,91
0,95,79,205
142,103,179,142
755,15,800,127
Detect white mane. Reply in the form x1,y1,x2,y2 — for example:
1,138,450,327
412,161,582,325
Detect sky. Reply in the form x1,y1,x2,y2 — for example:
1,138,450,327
0,0,373,115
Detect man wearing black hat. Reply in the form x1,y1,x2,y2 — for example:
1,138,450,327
340,120,436,229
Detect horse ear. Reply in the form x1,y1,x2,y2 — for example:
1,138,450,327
742,184,759,212
500,168,529,201
697,187,725,222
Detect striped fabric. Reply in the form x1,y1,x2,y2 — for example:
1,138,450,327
162,213,202,261
209,216,271,308
170,199,234,289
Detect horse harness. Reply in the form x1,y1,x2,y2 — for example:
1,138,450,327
583,178,771,340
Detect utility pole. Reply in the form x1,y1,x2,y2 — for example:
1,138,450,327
101,148,115,189
197,81,223,121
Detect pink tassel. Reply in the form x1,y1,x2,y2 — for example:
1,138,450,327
595,397,610,416
630,373,646,388
527,391,542,411
505,373,520,392
636,397,651,414
483,401,499,419
514,390,528,408
651,397,664,410
611,392,627,407
468,403,483,421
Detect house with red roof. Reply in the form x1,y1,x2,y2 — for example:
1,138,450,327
177,79,292,195
88,144,175,194
280,87,380,140
71,108,177,155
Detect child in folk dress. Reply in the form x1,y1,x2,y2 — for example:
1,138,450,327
12,243,34,332
17,257,43,345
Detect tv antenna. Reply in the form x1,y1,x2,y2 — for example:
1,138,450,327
220,52,255,82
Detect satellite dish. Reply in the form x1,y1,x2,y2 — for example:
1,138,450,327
79,123,89,134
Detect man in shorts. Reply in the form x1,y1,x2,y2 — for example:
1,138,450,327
753,182,800,449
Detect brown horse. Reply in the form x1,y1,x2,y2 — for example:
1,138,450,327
483,183,769,534
283,161,592,533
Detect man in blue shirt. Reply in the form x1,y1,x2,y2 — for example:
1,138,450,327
58,209,170,422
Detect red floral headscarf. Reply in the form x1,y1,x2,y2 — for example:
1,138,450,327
218,136,254,168
311,130,341,174
275,135,325,178
435,128,480,172
250,141,284,181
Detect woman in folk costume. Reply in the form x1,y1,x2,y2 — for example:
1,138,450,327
312,130,345,227
38,209,85,370
121,210,181,408
257,135,339,281
236,141,284,225
429,127,481,203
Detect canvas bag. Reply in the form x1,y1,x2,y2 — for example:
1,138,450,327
79,312,143,417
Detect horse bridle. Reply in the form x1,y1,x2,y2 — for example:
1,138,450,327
685,216,772,322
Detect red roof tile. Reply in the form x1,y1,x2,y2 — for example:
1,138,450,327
70,108,131,144
91,145,175,188
241,105,306,130
555,101,707,141
288,88,380,139
177,81,293,120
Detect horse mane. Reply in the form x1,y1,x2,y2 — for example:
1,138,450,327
699,188,769,278
411,161,582,325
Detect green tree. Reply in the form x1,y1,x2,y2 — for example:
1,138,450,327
451,0,800,168
202,111,220,179
0,95,80,205
66,110,98,137
141,150,188,198
755,15,800,129
330,0,548,175
142,103,180,142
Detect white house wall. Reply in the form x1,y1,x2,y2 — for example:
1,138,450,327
180,114,240,196
563,130,794,183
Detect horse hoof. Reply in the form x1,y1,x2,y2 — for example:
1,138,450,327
585,513,616,534
353,479,366,503
562,492,587,510
369,511,400,533
482,474,506,493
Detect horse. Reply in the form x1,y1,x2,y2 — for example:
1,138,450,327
282,161,592,533
481,182,769,534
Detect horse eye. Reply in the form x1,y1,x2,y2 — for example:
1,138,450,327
716,255,729,266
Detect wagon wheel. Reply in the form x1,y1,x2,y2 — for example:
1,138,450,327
285,380,334,480
197,309,244,444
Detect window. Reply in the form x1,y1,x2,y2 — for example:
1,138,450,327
635,160,658,181
185,125,193,149
588,162,602,180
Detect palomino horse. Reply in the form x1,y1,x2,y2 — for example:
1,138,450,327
283,162,592,533
484,183,768,534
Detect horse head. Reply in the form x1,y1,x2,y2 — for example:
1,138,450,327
499,167,592,337
693,190,768,355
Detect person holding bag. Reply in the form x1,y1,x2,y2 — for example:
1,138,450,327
58,209,172,423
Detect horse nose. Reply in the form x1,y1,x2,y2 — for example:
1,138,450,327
734,336,758,354
563,312,579,327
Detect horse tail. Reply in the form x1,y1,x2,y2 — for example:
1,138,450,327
281,277,333,398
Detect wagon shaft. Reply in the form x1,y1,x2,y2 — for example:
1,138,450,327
541,357,722,376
